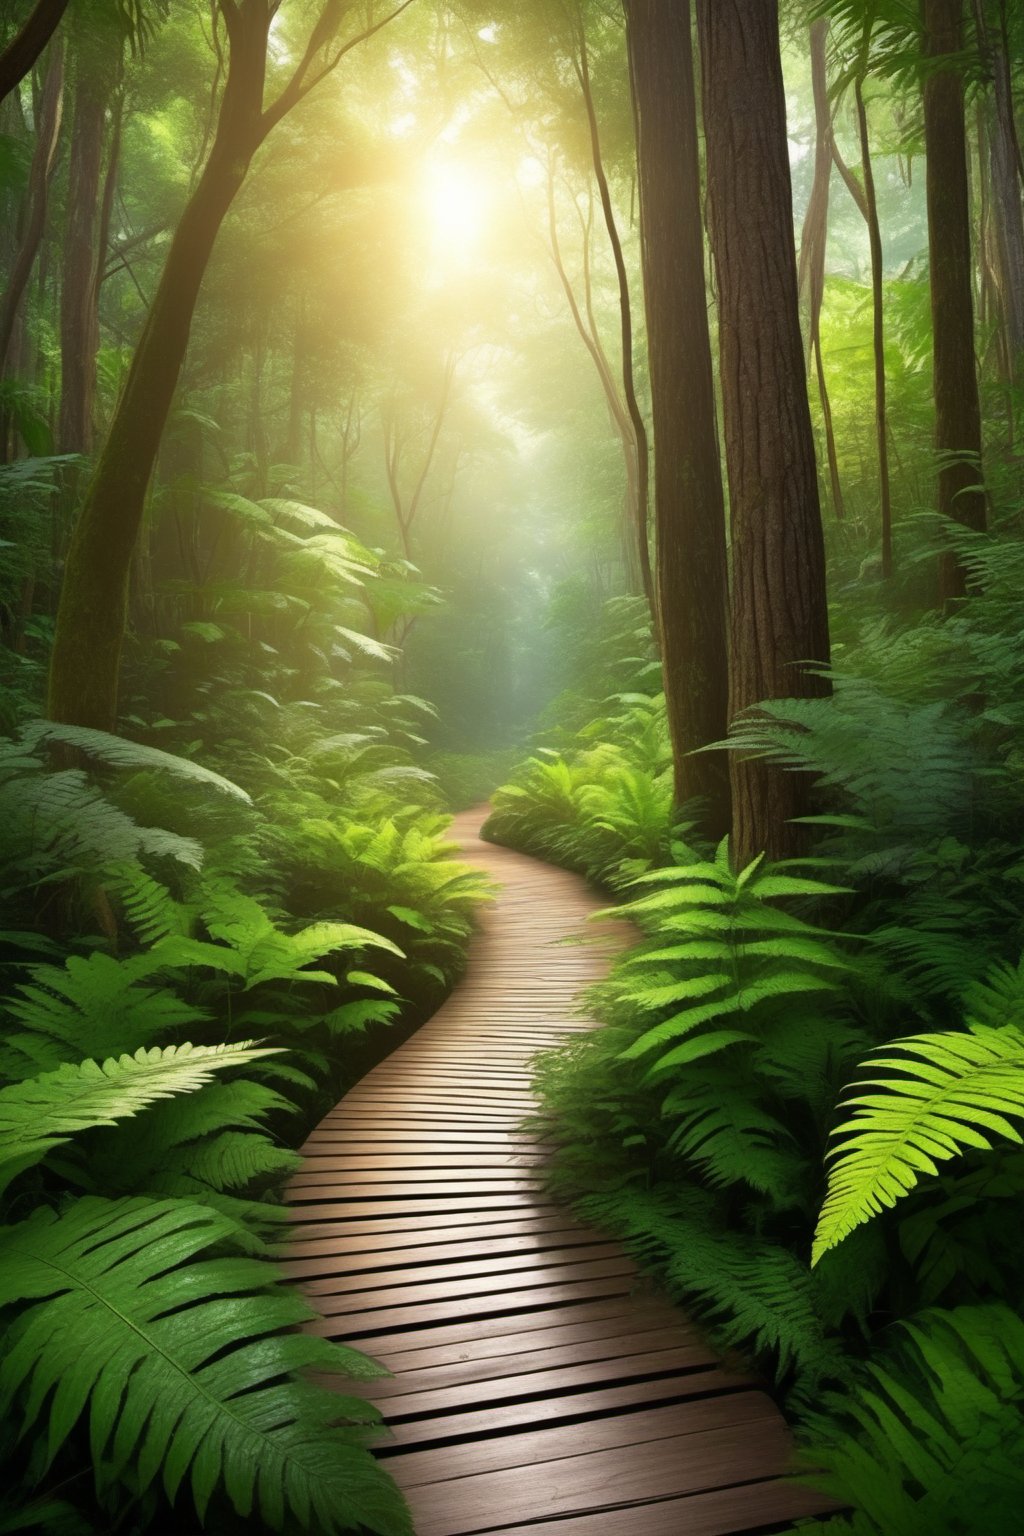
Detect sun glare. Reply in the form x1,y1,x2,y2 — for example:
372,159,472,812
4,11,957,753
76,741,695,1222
426,160,489,267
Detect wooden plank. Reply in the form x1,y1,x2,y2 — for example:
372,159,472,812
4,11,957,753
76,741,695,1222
364,1344,719,1418
283,1226,604,1270
287,1201,565,1239
351,1297,680,1359
289,1192,553,1222
306,1275,644,1337
377,1369,755,1449
397,1418,796,1536
365,1309,690,1372
393,1394,774,1487
284,1210,580,1248
486,1480,841,1536
296,1244,628,1293
309,1255,639,1314
366,1328,714,1401
294,1153,545,1171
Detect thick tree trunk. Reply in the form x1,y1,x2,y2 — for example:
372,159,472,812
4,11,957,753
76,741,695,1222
922,0,986,602
623,0,730,839
696,0,831,867
855,75,894,577
0,0,69,106
0,40,63,374
47,10,271,729
799,18,845,522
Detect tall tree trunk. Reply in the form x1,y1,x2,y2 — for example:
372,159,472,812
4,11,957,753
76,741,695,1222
0,0,69,106
622,0,730,839
47,0,409,729
855,74,894,577
0,39,63,374
59,56,114,454
972,0,1024,380
922,0,987,602
696,0,831,866
799,18,845,522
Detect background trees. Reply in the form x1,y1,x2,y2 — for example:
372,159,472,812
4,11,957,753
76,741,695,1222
2,1,1024,1528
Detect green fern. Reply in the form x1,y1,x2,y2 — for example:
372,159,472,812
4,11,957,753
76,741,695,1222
613,842,848,1080
1,953,207,1076
0,753,204,874
813,1025,1024,1263
0,1041,281,1189
577,1187,839,1383
21,722,252,804
0,1197,410,1534
800,1302,1024,1535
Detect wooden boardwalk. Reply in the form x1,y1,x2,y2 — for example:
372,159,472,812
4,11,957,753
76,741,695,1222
286,809,831,1535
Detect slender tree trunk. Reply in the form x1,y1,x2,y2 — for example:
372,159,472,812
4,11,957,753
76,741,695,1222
622,0,730,839
59,60,113,453
799,18,845,521
972,0,1024,379
0,40,63,374
922,0,987,603
0,0,69,106
696,0,831,866
855,75,894,577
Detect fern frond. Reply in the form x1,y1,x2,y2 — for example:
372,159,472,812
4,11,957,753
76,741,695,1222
0,1198,409,1534
22,722,252,804
813,1027,1024,1262
2,954,207,1075
0,1043,280,1189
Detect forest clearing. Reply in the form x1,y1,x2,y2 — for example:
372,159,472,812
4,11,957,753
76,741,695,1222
0,2,1023,1534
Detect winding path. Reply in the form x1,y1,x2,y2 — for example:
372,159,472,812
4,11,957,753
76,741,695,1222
286,809,833,1536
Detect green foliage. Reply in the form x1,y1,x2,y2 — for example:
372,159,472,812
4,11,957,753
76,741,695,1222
801,1304,1024,1535
814,965,1024,1260
0,1197,408,1535
0,475,482,1532
0,1040,280,1188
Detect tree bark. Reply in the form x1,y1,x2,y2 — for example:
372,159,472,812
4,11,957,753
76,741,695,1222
696,0,831,866
622,0,730,839
59,57,114,454
972,0,1024,379
0,38,63,375
799,18,845,522
921,0,986,602
0,0,69,106
855,74,893,577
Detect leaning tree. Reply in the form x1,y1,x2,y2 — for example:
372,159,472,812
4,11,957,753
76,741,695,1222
48,0,411,731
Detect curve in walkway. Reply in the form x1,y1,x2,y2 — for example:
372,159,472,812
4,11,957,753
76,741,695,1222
286,808,834,1536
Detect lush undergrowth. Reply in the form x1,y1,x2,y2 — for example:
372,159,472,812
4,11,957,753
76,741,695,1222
0,490,490,1535
486,521,1024,1536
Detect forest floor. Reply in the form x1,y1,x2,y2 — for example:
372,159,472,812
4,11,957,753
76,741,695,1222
284,809,837,1536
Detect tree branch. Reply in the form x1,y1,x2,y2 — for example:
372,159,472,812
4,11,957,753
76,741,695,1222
0,0,69,106
260,0,417,140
